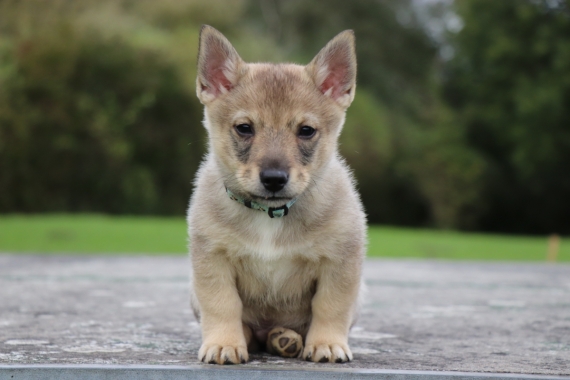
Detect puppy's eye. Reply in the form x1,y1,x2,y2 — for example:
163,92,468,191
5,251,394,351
235,124,254,136
298,126,316,139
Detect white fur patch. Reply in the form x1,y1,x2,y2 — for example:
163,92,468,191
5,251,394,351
234,213,309,297
243,213,286,260
258,256,298,292
239,212,311,259
202,113,212,131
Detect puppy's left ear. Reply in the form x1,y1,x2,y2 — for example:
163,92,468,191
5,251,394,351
306,30,357,108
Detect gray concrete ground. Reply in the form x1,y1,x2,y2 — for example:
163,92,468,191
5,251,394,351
0,255,569,377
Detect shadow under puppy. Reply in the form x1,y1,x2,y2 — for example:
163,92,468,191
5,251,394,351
188,25,366,364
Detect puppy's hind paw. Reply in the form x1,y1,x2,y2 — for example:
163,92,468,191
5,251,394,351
266,327,303,358
198,343,248,365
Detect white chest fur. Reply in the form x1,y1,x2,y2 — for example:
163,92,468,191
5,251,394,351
241,213,289,260
233,213,313,294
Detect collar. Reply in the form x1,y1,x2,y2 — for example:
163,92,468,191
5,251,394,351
226,188,297,218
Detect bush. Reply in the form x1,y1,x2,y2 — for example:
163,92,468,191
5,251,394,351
0,26,205,214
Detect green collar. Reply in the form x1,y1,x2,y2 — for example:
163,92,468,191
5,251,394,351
226,188,297,218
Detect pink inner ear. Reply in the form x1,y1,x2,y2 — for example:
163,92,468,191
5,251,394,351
203,46,233,96
319,59,350,100
206,66,232,96
320,70,343,99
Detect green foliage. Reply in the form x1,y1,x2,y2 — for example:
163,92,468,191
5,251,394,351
404,107,487,229
0,7,206,214
445,0,570,233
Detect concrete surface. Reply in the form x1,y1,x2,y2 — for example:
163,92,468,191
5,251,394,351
0,255,569,377
1,365,570,380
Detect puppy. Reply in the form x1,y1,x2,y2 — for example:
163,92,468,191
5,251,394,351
188,25,366,364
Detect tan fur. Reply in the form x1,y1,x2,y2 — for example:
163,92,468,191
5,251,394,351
188,25,366,364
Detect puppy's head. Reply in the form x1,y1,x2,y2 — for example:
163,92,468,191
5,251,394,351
196,25,356,206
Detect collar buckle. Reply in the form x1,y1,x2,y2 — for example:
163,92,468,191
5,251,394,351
268,205,289,218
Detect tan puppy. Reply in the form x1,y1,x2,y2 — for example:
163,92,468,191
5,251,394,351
188,25,366,364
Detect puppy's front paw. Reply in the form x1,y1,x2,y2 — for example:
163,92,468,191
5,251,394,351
198,343,248,364
302,342,352,363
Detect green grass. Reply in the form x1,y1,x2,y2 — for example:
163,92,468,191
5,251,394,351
368,227,569,261
0,214,568,261
0,214,187,254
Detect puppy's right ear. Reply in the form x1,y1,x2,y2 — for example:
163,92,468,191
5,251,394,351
196,25,244,104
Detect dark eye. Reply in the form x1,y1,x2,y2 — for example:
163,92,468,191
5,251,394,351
235,123,254,136
298,126,316,139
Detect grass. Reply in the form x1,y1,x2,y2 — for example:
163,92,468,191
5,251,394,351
368,226,568,261
0,214,187,254
0,214,568,261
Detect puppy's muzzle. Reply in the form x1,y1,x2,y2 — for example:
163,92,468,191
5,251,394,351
260,169,288,192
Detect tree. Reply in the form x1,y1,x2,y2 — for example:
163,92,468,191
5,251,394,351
445,0,570,234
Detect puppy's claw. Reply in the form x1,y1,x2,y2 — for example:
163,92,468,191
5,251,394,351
303,343,352,363
198,343,248,365
331,343,352,362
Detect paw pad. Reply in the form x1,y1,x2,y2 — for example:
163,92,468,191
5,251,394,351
266,327,303,358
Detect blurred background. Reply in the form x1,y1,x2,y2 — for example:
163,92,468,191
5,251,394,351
0,0,568,259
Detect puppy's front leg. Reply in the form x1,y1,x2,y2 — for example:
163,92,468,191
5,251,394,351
303,259,361,363
193,250,248,364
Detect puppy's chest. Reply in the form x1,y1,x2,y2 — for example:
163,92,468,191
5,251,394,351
238,257,299,287
227,214,318,300
234,255,317,304
232,214,310,260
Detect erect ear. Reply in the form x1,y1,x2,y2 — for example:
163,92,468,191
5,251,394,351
196,25,244,104
306,30,357,108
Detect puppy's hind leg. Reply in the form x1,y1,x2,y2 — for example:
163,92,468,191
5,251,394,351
266,327,303,358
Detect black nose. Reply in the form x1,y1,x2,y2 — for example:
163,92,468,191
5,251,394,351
260,169,289,193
